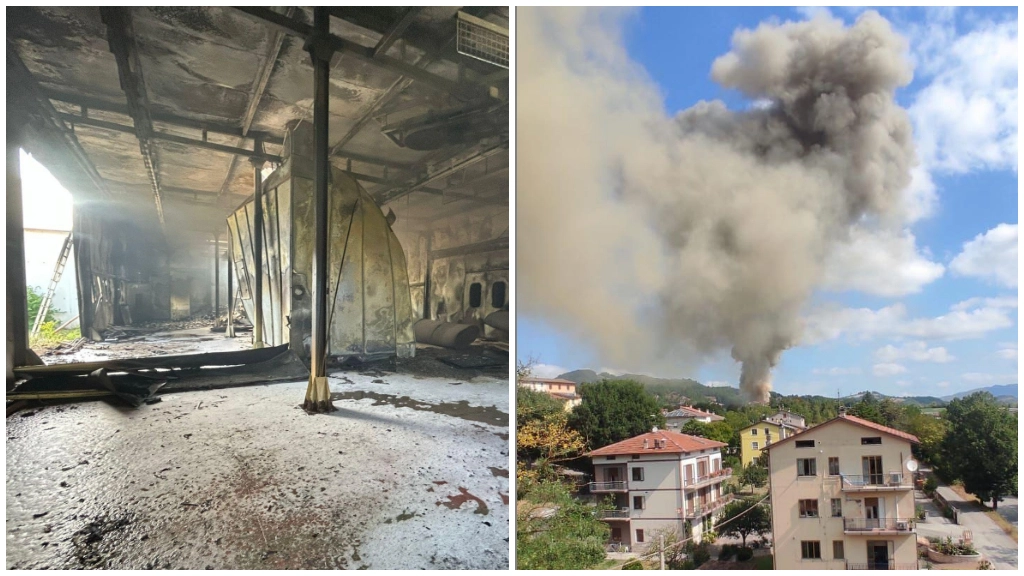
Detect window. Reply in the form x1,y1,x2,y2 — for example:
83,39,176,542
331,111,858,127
828,457,840,476
605,456,615,461
468,282,482,308
611,527,622,541
861,437,882,445
491,281,506,308
797,458,816,477
801,541,821,559
751,441,759,450
636,529,645,543
799,499,819,518
863,455,883,485
832,540,844,560
795,440,815,448
633,496,644,510
632,455,640,460
831,498,842,517
750,428,758,436
632,467,644,482
764,428,770,436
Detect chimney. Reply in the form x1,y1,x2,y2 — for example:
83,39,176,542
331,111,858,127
643,439,649,449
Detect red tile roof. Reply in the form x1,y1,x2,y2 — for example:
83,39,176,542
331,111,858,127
764,414,919,450
588,429,727,457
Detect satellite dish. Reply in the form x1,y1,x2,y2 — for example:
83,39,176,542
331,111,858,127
906,460,919,472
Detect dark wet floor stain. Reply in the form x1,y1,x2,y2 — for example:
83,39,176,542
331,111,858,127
330,390,507,426
436,487,488,515
433,480,447,485
488,467,508,478
384,509,420,524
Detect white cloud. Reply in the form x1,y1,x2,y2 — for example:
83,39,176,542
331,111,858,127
996,342,1017,361
907,16,1018,174
950,295,1018,311
961,372,1017,384
530,363,570,378
803,296,1015,344
950,224,1018,288
873,363,908,377
795,6,834,20
812,367,862,376
823,226,944,297
875,341,956,363
936,381,950,389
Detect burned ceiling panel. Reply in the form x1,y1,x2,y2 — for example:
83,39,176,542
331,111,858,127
8,6,508,240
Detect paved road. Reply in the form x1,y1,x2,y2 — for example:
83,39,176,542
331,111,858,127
995,496,1018,527
932,486,1018,570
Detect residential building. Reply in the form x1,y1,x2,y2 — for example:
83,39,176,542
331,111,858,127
738,419,803,468
519,377,581,410
664,405,724,429
767,409,807,429
765,410,920,570
587,429,733,550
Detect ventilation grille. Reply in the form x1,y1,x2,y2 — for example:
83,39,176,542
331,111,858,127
456,11,508,69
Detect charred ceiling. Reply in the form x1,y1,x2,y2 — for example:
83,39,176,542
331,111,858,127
6,6,510,244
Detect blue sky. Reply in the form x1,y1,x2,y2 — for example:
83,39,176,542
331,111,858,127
518,7,1018,398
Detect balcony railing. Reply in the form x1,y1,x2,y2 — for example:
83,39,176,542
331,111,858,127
683,494,734,518
845,562,919,570
839,473,912,491
686,468,733,490
843,517,915,533
589,481,628,492
598,508,631,520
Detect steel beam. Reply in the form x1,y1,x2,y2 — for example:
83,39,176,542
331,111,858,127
57,113,282,163
372,8,421,58
429,236,509,260
213,232,220,320
7,44,111,198
218,7,295,198
233,7,485,100
307,7,334,393
41,89,282,145
375,141,508,205
250,137,266,349
226,224,235,338
7,122,30,370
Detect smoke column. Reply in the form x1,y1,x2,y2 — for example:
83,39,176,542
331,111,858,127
518,9,916,402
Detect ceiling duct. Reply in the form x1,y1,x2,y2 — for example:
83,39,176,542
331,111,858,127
381,102,508,151
456,11,508,69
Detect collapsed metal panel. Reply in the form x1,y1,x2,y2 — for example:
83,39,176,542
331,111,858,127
228,121,415,360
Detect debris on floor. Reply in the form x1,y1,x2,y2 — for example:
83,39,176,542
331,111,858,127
6,374,509,570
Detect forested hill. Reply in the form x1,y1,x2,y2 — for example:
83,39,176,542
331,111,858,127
557,370,946,409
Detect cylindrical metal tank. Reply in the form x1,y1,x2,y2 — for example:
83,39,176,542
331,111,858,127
227,120,416,361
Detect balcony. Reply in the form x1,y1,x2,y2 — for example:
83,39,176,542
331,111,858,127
685,468,733,491
843,517,916,535
839,473,912,492
683,494,734,519
598,508,631,520
589,481,628,493
845,562,919,570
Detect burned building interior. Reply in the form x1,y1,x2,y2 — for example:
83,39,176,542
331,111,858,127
6,7,509,569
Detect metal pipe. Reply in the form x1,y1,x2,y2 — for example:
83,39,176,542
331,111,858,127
309,7,331,381
251,137,266,348
226,224,235,338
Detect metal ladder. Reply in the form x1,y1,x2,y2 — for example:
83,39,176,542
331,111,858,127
31,233,73,336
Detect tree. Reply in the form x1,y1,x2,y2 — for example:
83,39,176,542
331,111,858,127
717,498,771,548
849,392,884,425
516,386,586,494
940,392,1017,509
568,380,666,450
738,464,767,492
516,481,609,569
906,412,948,467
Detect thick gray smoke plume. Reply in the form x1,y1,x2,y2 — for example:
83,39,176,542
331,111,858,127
519,9,916,402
